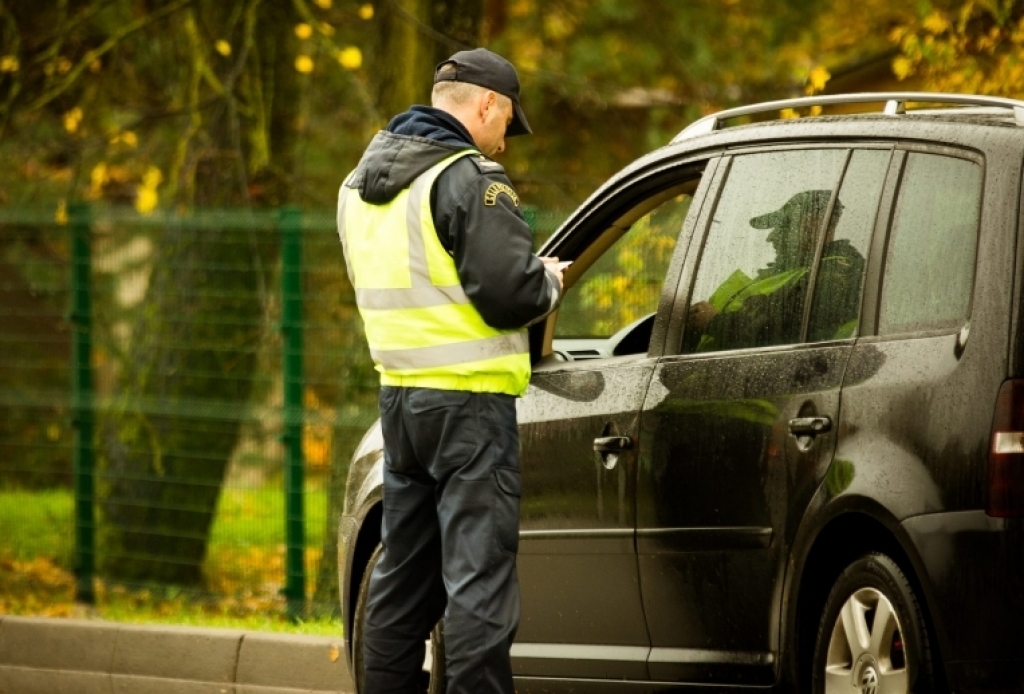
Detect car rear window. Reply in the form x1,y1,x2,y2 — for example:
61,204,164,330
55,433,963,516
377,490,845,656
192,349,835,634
878,153,982,335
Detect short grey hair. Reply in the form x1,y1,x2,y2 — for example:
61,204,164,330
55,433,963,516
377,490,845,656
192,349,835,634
432,69,512,111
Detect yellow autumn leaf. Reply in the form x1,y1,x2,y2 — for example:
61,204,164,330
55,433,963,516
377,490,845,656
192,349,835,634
329,644,340,662
142,166,163,189
295,23,313,39
314,0,332,7
55,200,68,226
0,55,19,72
57,57,72,74
63,107,83,133
135,166,163,215
295,55,314,73
110,131,138,148
359,4,374,20
892,56,914,80
780,108,799,119
922,11,950,35
90,163,108,198
304,437,330,466
136,188,158,214
338,46,362,70
215,40,231,56
808,65,831,93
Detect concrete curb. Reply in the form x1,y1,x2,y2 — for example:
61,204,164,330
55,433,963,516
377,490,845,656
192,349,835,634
0,615,354,694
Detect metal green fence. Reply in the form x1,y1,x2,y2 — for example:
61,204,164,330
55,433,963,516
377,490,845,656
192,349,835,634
0,203,567,621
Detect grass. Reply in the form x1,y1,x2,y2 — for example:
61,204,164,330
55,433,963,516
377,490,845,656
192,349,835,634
0,483,342,636
0,488,74,563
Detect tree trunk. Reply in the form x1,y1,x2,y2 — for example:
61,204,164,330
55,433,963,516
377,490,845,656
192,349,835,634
371,0,484,119
99,214,276,584
99,1,299,586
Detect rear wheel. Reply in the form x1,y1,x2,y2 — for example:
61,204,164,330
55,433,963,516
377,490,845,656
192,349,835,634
351,544,446,694
812,553,935,694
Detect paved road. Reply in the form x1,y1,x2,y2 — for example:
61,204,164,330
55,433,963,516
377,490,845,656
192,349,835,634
0,615,354,693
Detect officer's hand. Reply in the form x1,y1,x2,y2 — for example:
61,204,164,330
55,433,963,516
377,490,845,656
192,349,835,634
539,256,565,291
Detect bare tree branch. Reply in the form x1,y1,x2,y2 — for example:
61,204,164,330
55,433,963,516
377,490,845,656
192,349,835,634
26,0,197,112
25,0,118,57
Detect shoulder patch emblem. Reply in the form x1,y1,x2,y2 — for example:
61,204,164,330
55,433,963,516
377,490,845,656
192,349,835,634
483,182,519,207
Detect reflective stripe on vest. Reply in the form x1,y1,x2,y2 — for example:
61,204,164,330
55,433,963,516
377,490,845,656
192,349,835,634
338,149,531,395
370,333,529,370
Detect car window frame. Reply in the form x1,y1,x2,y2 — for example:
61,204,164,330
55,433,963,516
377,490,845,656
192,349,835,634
530,156,717,369
665,142,898,358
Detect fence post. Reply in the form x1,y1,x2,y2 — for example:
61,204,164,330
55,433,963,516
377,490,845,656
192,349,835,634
279,206,305,616
69,202,95,604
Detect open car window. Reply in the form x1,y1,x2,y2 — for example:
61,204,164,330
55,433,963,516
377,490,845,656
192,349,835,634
547,177,700,363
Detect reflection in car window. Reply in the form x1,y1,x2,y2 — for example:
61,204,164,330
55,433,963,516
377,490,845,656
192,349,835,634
555,192,692,342
684,149,847,353
879,153,982,335
807,149,889,342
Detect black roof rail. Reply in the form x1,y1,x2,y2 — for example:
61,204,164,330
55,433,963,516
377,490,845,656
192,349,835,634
672,92,1024,142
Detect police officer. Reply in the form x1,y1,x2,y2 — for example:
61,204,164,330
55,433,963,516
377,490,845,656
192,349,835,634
337,48,563,694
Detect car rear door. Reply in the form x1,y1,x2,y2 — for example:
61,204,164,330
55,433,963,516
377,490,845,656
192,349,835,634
635,145,892,685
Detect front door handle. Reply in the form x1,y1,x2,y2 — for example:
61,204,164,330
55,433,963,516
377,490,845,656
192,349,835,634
788,416,832,437
593,436,633,453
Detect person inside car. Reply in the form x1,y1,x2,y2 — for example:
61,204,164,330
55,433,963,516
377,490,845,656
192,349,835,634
685,189,865,352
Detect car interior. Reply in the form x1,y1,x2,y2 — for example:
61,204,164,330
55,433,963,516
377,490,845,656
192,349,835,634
533,175,703,366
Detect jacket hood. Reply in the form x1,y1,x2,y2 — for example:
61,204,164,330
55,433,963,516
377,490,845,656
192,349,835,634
348,106,476,204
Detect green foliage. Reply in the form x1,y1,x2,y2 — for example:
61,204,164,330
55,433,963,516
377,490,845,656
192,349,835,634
892,0,1024,97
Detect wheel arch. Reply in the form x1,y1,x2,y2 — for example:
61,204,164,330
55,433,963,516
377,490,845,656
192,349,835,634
784,499,949,692
344,501,383,658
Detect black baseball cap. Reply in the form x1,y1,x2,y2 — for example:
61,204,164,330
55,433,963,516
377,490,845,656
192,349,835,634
434,48,532,137
749,190,843,229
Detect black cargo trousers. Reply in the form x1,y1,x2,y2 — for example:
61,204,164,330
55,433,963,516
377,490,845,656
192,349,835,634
362,386,522,694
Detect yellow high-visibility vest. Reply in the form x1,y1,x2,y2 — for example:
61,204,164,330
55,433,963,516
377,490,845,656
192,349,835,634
338,149,531,396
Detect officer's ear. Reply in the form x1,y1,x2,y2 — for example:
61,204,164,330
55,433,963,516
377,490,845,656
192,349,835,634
478,89,499,122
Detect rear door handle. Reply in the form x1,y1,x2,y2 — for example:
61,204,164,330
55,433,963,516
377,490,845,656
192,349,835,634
593,436,633,452
788,416,832,436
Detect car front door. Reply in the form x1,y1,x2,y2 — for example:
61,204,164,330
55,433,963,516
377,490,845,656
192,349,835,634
636,146,891,685
511,160,712,682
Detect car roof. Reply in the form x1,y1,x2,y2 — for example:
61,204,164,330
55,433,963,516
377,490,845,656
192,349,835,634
672,92,1024,143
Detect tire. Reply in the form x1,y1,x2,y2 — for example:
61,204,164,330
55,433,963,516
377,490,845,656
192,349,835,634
812,552,936,694
351,544,446,694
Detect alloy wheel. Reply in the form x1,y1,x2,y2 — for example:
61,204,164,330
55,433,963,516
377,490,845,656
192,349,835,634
823,587,908,694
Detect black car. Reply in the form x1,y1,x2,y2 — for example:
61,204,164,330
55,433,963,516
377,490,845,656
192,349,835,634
338,92,1024,693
